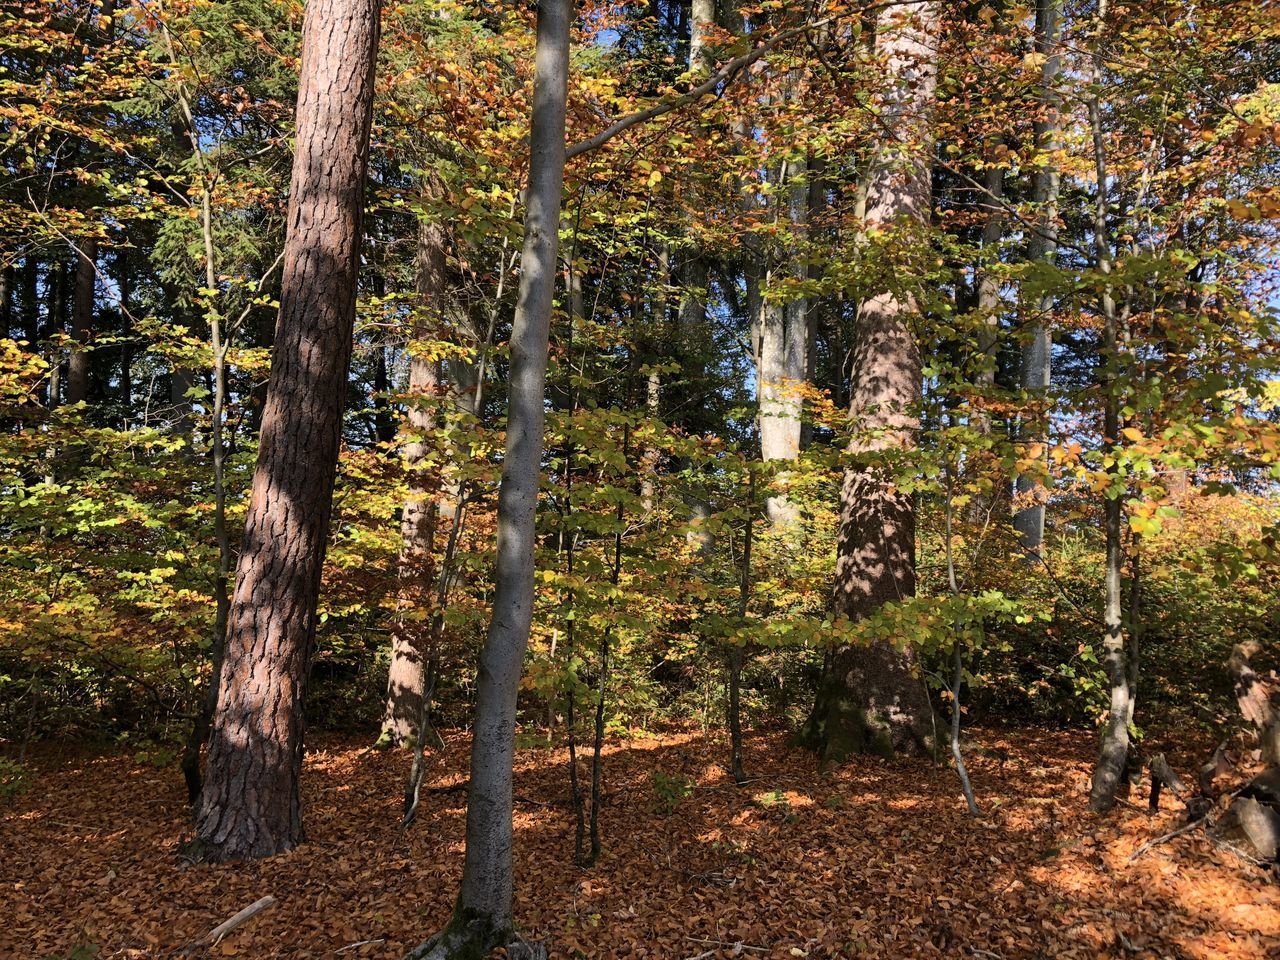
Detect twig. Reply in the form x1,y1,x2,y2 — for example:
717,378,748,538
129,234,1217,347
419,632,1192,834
684,937,769,954
204,895,277,946
1128,819,1201,862
564,2,939,160
336,939,385,955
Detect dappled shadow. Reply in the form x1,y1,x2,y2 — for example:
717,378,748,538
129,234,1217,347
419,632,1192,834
3,728,1278,958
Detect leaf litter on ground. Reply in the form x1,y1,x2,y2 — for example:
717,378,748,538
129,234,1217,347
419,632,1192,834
3,728,1278,959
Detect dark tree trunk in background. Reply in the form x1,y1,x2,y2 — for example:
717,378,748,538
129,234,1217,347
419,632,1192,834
17,262,41,403
371,344,397,445
407,1,569,956
193,0,380,862
45,262,67,413
21,260,40,347
0,266,11,338
117,255,133,425
802,3,941,765
66,237,96,406
381,213,446,747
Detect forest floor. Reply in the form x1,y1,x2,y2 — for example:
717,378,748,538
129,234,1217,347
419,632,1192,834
3,726,1278,960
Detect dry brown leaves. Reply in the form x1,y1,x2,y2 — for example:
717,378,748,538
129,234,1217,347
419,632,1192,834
3,728,1277,959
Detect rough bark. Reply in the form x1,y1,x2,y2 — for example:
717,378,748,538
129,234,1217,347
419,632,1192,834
66,236,96,406
193,0,380,861
406,0,569,955
1013,0,1061,555
801,3,941,765
1229,641,1280,766
380,213,446,748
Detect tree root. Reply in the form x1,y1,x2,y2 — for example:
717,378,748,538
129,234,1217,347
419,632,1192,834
404,911,545,960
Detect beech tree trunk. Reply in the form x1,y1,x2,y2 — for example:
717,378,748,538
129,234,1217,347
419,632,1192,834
1013,0,1060,555
66,237,96,406
801,3,941,765
380,214,446,747
758,157,809,528
1088,4,1134,813
407,1,569,955
193,0,380,862
690,0,715,71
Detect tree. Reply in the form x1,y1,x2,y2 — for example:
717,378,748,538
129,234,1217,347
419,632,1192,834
1013,0,1061,555
193,0,381,862
406,0,570,954
380,210,446,748
802,3,942,764
1086,0,1132,813
65,237,95,406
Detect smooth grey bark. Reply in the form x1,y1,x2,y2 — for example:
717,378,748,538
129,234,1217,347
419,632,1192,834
690,0,716,72
974,153,1005,395
1087,2,1133,813
677,0,717,553
943,458,979,816
758,157,809,528
406,0,570,955
1013,0,1061,554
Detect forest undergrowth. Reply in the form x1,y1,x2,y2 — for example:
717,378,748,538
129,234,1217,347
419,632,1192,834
5,727,1277,960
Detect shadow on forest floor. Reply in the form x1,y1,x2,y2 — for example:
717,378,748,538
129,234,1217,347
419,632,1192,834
2,725,1278,959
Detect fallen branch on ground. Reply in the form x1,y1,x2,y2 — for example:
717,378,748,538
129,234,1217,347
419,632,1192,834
182,895,276,954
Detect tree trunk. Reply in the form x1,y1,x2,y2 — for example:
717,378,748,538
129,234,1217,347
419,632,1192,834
381,214,446,748
116,256,133,426
1229,642,1280,766
45,263,66,417
1088,6,1133,812
759,158,808,528
690,0,715,72
1013,0,1061,555
193,0,380,861
0,266,11,339
407,1,569,955
19,261,40,404
801,3,941,765
66,236,96,406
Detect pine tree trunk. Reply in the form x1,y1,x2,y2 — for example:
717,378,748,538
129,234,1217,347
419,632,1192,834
193,0,380,862
801,3,941,764
381,214,446,747
407,1,569,955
